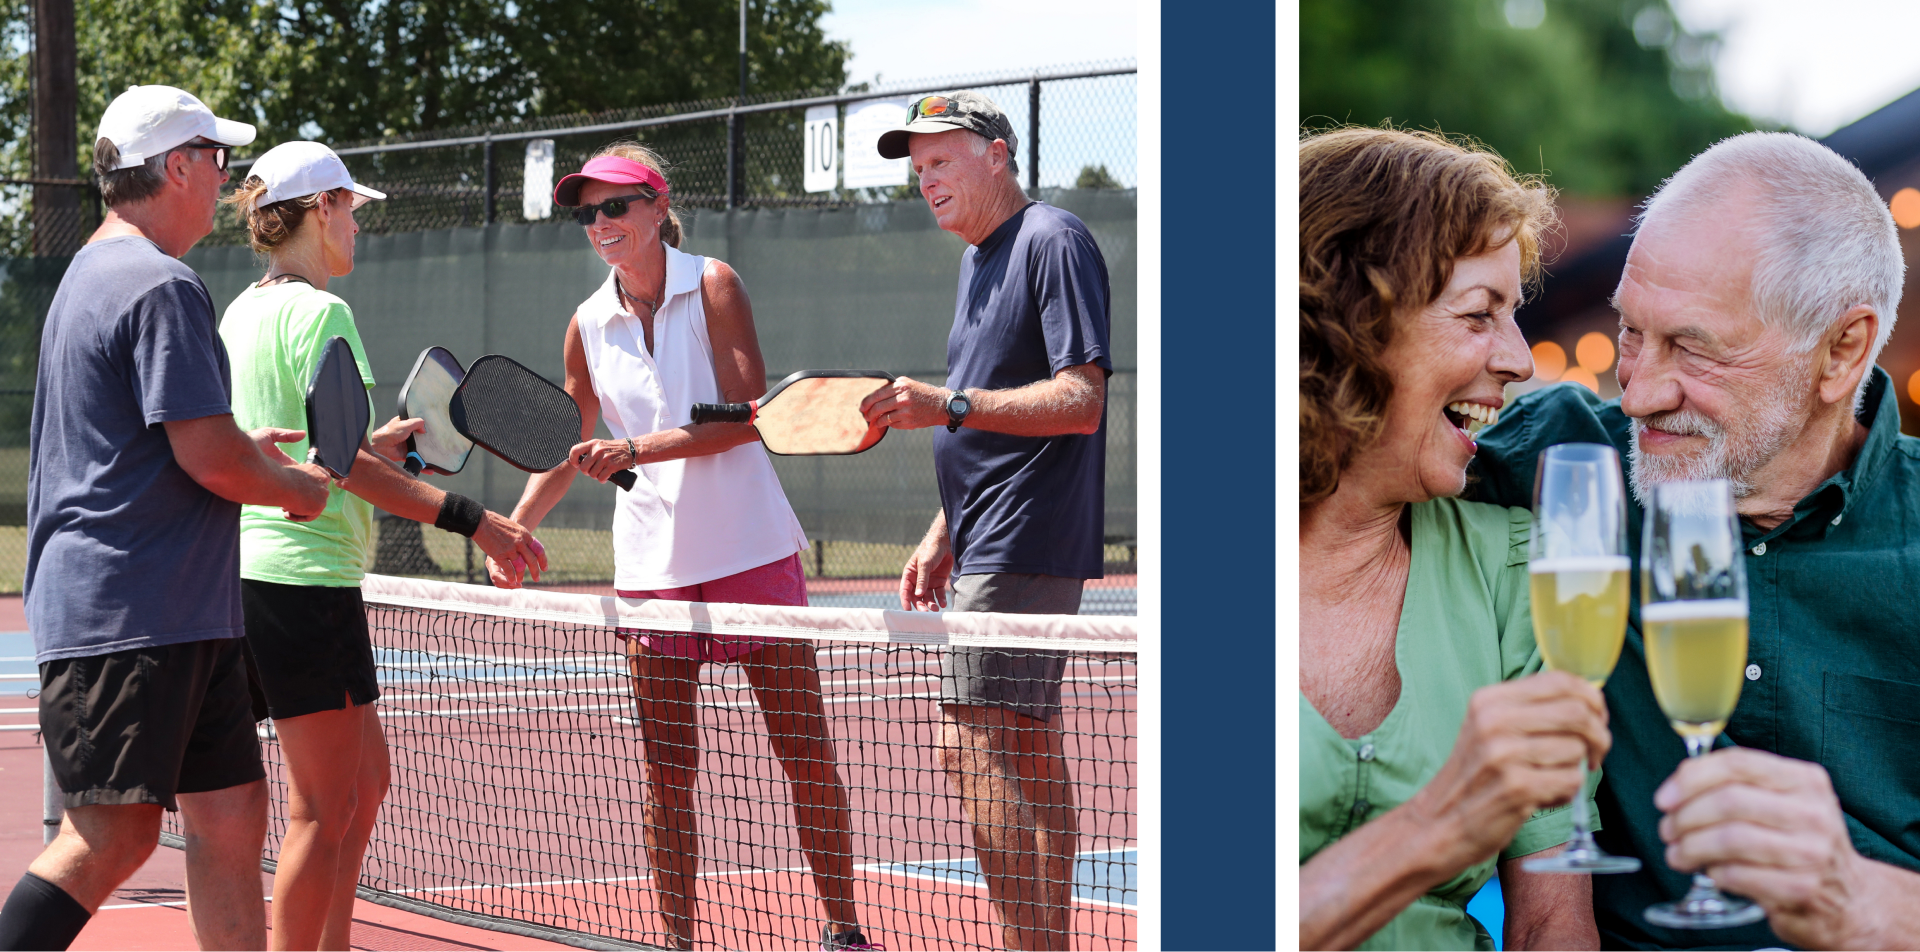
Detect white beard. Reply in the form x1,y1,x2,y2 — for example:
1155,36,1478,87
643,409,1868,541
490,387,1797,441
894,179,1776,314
1628,371,1810,502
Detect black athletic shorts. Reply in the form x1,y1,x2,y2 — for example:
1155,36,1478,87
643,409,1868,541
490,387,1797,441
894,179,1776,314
39,638,265,811
938,573,1084,722
241,579,380,722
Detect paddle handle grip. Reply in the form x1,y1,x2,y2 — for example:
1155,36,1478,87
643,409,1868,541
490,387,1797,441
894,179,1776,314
691,402,753,424
403,452,424,477
612,470,636,492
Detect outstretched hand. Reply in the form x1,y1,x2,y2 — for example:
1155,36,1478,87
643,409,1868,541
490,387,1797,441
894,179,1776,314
249,427,307,466
474,511,547,587
859,376,949,431
371,416,426,462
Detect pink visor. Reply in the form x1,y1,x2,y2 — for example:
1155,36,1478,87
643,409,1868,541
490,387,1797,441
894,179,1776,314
552,156,671,207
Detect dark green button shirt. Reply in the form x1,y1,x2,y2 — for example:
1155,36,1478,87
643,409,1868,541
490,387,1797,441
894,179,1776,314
1467,367,1920,950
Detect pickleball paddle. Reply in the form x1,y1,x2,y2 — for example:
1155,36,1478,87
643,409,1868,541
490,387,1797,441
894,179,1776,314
690,370,894,456
450,354,636,491
305,336,370,479
397,346,475,476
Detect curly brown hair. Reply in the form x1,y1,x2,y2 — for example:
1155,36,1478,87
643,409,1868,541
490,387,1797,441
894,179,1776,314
1299,127,1558,506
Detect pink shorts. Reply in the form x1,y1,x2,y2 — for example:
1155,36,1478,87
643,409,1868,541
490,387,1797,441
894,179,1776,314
615,553,808,663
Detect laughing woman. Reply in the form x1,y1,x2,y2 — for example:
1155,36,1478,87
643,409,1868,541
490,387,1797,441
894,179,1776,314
1298,128,1610,951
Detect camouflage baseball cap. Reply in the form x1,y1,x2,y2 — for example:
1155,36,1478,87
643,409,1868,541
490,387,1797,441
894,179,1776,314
876,91,1020,160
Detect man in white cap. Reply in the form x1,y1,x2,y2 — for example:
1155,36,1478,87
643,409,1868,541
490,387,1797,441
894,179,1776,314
858,91,1112,952
0,85,331,951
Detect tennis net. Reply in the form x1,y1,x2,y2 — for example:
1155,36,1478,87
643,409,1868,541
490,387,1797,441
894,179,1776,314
174,574,1138,951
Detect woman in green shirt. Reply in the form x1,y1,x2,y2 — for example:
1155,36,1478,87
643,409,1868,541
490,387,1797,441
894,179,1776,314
219,141,548,951
1298,127,1613,950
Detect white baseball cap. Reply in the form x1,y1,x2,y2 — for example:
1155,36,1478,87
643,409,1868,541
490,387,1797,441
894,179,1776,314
96,85,255,170
247,141,387,209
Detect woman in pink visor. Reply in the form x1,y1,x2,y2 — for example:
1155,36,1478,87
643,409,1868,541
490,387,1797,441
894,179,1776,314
490,142,878,952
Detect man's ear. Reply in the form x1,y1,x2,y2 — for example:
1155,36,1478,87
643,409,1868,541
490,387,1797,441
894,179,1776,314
164,149,195,187
1817,304,1877,406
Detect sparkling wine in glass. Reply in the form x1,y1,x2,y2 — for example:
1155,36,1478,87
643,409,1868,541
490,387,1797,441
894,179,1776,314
1640,477,1766,929
1522,443,1641,875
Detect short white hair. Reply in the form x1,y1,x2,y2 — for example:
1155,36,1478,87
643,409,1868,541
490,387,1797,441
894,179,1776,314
1636,132,1904,408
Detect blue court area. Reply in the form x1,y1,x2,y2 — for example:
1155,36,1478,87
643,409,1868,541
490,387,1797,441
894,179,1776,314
1467,874,1505,950
864,848,1136,907
0,632,34,697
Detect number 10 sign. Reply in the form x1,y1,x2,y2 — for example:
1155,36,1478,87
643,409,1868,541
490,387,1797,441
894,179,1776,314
804,105,837,193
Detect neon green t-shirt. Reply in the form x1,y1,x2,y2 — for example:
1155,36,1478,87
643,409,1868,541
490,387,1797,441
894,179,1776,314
219,281,376,586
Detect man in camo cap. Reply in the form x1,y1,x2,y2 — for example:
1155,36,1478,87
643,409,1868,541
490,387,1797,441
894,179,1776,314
861,91,1112,952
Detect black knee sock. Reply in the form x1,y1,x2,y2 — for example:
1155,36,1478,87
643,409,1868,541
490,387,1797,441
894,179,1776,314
0,872,91,951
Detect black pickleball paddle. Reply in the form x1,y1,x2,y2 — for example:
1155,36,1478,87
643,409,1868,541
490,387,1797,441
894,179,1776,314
690,370,894,456
304,336,370,479
397,346,475,476
450,355,636,491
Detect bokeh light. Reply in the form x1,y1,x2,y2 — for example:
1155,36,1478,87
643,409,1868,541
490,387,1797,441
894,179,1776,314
1907,368,1920,405
1576,332,1616,373
1562,366,1600,393
1531,341,1568,380
1894,188,1920,230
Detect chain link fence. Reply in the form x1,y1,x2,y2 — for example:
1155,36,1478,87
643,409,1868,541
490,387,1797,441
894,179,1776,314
0,62,1137,611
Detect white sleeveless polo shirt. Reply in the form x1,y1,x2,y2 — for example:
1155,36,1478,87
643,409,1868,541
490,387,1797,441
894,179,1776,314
575,242,807,589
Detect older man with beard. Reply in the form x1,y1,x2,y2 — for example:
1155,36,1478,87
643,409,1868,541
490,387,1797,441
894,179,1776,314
1466,130,1916,950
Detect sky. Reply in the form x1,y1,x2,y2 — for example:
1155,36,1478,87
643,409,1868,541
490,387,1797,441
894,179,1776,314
1674,0,1920,136
819,0,1136,88
816,0,1138,189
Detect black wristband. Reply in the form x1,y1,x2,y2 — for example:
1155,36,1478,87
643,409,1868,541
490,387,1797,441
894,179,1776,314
434,492,486,538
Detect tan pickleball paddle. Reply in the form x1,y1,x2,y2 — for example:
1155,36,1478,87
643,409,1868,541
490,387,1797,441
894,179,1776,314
689,370,894,455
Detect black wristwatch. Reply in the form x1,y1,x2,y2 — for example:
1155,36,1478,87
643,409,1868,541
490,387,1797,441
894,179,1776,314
945,389,972,432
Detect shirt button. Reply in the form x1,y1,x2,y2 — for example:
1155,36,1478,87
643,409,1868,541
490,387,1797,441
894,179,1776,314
1358,743,1376,762
1746,663,1762,681
1751,542,1767,556
1833,513,1844,526
1352,800,1371,817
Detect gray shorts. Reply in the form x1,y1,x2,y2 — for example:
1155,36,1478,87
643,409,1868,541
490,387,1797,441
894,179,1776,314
939,573,1084,722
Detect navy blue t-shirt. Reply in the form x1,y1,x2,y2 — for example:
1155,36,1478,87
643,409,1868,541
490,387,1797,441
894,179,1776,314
25,236,243,663
934,202,1112,579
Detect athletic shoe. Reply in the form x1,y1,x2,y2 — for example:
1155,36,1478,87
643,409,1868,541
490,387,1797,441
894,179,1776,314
821,926,885,950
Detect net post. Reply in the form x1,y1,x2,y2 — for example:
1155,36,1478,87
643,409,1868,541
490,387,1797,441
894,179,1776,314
1028,76,1040,193
483,134,496,225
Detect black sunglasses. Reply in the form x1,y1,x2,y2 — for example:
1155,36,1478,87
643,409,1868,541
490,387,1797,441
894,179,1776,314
179,143,230,171
573,193,653,227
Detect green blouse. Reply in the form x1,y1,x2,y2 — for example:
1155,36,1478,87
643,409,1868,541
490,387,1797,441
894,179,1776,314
1300,496,1597,951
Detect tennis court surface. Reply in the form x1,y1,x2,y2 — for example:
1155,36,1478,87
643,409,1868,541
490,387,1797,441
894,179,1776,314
136,575,1139,950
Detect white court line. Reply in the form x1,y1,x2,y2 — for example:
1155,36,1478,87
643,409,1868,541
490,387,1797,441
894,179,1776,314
97,900,188,911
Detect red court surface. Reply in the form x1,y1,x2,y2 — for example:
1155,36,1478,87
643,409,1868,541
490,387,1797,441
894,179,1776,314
0,593,1139,950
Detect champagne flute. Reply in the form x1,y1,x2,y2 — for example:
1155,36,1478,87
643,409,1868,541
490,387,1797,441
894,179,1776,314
1522,443,1641,874
1640,478,1766,929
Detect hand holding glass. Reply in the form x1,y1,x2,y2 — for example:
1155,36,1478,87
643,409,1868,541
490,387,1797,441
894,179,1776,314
1639,478,1766,929
1522,443,1640,875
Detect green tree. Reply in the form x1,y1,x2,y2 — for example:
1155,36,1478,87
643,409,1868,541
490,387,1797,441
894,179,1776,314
1075,164,1121,189
0,0,848,164
1300,0,1757,196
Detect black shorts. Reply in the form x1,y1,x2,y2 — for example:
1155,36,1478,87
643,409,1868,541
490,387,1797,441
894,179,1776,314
39,638,265,811
241,579,381,721
939,573,1084,722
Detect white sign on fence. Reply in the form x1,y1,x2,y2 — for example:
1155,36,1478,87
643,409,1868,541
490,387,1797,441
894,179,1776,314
841,98,910,189
803,105,838,193
523,139,556,220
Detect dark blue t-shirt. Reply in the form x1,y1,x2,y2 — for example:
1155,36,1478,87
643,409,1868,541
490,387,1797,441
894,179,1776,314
25,236,243,663
934,202,1112,579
